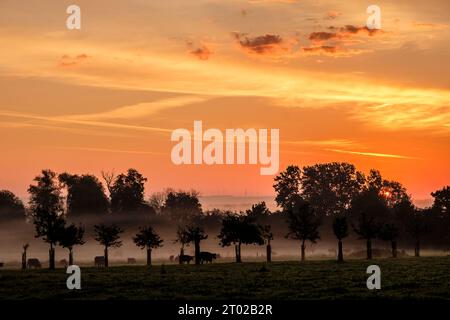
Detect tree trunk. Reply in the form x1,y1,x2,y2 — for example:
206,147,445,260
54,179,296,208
415,240,420,257
104,247,109,268
179,246,184,265
337,240,344,263
266,244,272,262
194,239,200,265
49,244,55,270
301,240,306,261
391,240,397,258
366,239,372,260
69,248,74,266
147,248,152,266
22,251,27,270
235,242,242,263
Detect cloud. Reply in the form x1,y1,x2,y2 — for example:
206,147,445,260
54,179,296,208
325,148,417,159
301,45,369,57
58,54,90,68
233,32,286,55
325,11,341,20
189,46,213,60
284,139,359,148
309,25,381,44
412,22,448,30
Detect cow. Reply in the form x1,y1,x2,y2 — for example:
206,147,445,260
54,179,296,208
127,258,137,265
199,251,217,264
94,256,105,268
179,254,194,264
59,259,68,268
27,258,41,269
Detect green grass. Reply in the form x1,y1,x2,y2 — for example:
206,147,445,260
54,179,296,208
0,257,449,300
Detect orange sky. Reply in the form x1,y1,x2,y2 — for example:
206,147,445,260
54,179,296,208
0,0,449,205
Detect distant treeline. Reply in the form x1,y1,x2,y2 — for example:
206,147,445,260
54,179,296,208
0,162,449,269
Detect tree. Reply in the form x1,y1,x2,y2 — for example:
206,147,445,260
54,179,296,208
133,226,163,266
379,223,399,258
301,162,364,217
332,216,349,262
175,226,191,264
109,168,148,214
59,224,85,265
273,165,301,211
28,170,66,270
246,202,271,221
94,224,124,267
59,173,109,216
218,214,264,263
406,209,429,257
0,190,26,221
431,186,450,216
261,225,274,262
184,225,208,265
22,243,29,270
162,190,202,223
350,189,387,259
285,196,321,261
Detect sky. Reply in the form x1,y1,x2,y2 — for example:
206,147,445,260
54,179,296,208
0,0,449,206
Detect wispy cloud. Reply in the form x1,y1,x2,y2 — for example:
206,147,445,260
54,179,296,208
325,148,417,159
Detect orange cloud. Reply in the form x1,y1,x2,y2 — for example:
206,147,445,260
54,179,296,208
189,46,213,60
233,32,286,55
58,54,89,68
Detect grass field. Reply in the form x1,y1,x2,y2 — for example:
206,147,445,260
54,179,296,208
0,257,449,300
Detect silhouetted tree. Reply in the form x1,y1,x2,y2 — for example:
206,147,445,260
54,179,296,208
184,225,208,265
21,243,29,270
301,162,364,217
175,226,190,264
218,214,264,263
406,209,429,257
350,189,387,259
246,202,271,221
273,165,301,211
261,225,274,262
0,190,26,221
133,226,163,266
162,190,202,223
332,216,349,262
431,186,450,215
59,173,109,216
28,170,66,270
94,224,123,267
379,223,399,258
59,224,85,265
285,196,321,261
109,169,148,214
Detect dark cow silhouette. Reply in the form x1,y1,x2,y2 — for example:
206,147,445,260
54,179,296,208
127,258,137,265
179,254,194,264
0,262,4,268
95,256,105,267
199,251,217,264
27,258,41,269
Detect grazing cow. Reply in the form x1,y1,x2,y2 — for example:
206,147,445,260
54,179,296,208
199,252,217,264
179,254,194,264
27,258,41,269
94,256,105,268
59,259,68,268
127,258,137,265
